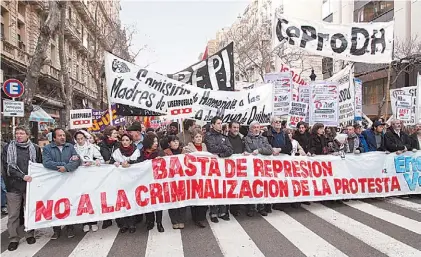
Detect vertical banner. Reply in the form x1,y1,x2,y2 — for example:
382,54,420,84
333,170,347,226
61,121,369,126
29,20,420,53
286,101,308,128
264,72,292,116
70,109,93,129
309,82,339,126
416,73,421,123
279,62,308,101
354,78,363,121
299,86,310,123
390,86,417,125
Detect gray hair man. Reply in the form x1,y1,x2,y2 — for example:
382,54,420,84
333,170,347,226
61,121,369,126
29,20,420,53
384,119,413,154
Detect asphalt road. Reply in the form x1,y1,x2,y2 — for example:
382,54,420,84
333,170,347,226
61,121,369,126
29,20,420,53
1,197,420,257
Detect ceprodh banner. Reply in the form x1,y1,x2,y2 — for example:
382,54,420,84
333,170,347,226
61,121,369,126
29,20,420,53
26,151,421,230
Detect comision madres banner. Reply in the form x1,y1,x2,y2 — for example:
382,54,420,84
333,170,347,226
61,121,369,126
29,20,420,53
26,151,421,230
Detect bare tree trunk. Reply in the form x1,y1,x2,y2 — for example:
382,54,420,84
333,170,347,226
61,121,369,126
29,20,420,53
58,2,72,129
22,1,60,126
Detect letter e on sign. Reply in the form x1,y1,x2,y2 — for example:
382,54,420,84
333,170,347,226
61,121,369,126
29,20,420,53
3,79,25,98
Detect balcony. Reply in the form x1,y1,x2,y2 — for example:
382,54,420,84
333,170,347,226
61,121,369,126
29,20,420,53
41,64,60,84
64,18,82,44
72,1,95,30
28,0,47,13
72,77,97,99
1,40,30,66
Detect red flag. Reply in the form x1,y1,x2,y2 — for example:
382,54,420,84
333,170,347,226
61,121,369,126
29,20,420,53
202,46,208,61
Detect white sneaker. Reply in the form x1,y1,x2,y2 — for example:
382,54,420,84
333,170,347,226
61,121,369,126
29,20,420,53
91,224,99,232
83,225,90,233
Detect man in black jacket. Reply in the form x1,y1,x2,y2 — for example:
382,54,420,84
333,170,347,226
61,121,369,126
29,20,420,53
262,117,292,155
293,122,310,153
2,127,42,251
409,123,421,150
384,119,413,153
205,116,233,223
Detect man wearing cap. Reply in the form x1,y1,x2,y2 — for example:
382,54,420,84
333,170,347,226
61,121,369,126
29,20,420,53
127,122,144,150
362,121,386,152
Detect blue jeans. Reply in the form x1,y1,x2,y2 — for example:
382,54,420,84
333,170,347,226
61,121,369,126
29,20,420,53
1,176,7,208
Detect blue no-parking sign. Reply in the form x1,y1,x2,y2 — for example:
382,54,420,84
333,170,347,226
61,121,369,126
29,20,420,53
2,79,25,98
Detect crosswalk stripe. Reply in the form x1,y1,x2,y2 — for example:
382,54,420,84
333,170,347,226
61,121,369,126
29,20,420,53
302,203,421,257
207,215,265,257
386,198,421,212
68,224,119,257
1,216,8,233
344,201,421,234
263,211,348,257
1,228,53,257
145,211,184,257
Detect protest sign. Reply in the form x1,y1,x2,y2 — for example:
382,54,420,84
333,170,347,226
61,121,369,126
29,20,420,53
26,151,421,230
70,109,92,129
273,14,394,63
279,62,308,101
417,74,421,123
264,72,292,116
309,82,339,126
167,42,234,91
354,78,363,121
89,106,126,132
114,104,164,117
390,86,417,125
166,83,273,125
327,65,354,126
286,101,308,128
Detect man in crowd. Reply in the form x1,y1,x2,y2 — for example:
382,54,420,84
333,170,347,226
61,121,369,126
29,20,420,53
2,127,42,251
227,120,245,217
177,119,195,146
169,122,179,135
410,123,421,150
293,122,310,154
354,124,369,153
362,121,386,152
344,124,364,154
384,119,413,154
262,117,292,155
43,128,81,239
244,121,273,217
127,122,144,150
205,116,233,222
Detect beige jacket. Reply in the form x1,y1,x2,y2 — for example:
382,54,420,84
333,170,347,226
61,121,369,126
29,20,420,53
182,142,207,154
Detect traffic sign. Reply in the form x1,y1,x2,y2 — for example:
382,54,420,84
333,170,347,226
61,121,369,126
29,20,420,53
3,100,24,117
2,79,25,98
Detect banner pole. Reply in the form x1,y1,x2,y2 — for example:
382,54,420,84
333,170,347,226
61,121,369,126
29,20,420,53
384,63,392,120
108,102,113,126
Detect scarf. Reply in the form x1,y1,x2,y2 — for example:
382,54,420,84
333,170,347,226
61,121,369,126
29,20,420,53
105,137,117,146
6,140,36,175
170,148,182,155
120,144,135,157
194,143,203,151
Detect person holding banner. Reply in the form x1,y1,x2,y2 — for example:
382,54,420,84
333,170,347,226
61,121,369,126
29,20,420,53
409,123,421,150
362,121,386,152
343,125,364,154
293,122,310,154
109,133,141,233
286,129,306,156
182,128,209,228
2,127,42,251
42,128,81,239
244,121,273,217
308,123,329,156
262,117,292,155
141,132,165,232
205,116,233,223
127,122,144,151
177,119,195,147
384,119,413,154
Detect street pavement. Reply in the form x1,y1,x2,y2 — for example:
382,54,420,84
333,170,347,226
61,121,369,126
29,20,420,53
1,197,420,257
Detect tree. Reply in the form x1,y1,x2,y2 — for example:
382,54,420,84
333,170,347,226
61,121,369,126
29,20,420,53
22,1,60,126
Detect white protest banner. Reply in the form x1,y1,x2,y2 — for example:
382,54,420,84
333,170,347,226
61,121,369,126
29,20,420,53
273,14,394,64
299,87,310,123
264,72,292,116
279,62,308,101
69,109,93,129
104,52,192,114
327,65,355,126
416,73,421,123
390,86,417,125
309,81,339,126
166,83,273,125
286,101,308,128
354,78,363,121
26,151,421,230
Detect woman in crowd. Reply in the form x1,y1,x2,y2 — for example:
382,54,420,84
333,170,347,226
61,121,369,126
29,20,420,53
109,133,141,233
141,132,164,232
182,128,208,228
325,127,342,154
286,129,306,156
74,131,104,233
161,135,186,229
98,126,120,229
308,123,328,156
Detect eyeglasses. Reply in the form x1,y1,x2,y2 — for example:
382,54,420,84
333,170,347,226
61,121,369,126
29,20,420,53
274,121,281,124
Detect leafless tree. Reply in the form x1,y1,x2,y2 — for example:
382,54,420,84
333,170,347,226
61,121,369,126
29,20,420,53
22,1,60,125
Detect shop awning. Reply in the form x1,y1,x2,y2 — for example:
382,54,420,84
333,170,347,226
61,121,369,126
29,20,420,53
29,105,55,123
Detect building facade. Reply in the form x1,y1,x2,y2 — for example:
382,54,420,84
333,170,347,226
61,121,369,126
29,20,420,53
1,0,129,139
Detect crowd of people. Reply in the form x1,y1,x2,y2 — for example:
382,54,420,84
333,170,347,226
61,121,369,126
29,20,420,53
1,116,421,251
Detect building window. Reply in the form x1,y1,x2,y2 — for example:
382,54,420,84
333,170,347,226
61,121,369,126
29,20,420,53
17,21,26,51
1,7,10,41
363,78,386,105
68,7,72,20
50,44,57,67
354,1,394,22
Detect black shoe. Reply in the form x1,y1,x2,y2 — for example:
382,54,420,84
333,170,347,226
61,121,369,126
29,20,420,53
210,217,219,223
135,215,143,224
7,242,19,251
231,211,240,217
102,220,112,229
51,231,60,240
247,210,255,217
259,210,268,216
157,222,164,232
67,228,75,238
272,204,283,211
26,237,36,244
220,214,230,221
265,205,272,213
129,227,136,233
146,222,154,231
342,199,350,202
120,227,128,233
302,202,311,205
195,221,207,228
291,203,301,208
